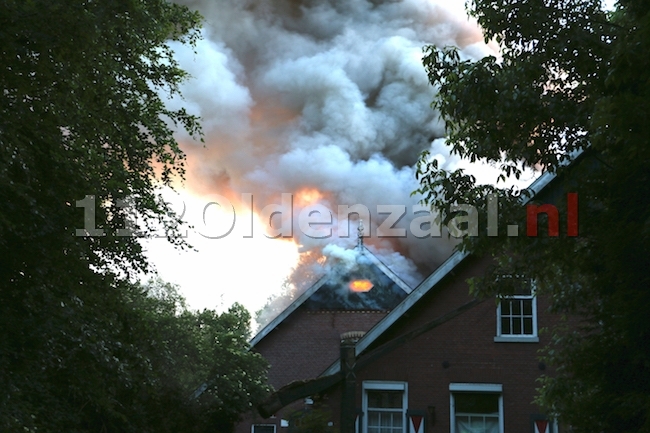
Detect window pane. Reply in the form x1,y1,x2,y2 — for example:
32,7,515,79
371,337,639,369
512,300,521,315
368,391,402,409
455,393,500,433
456,416,500,433
501,301,510,315
523,317,533,334
514,284,533,296
470,417,485,429
523,299,533,315
253,425,275,433
513,318,522,334
501,317,510,334
454,393,499,414
366,388,404,433
368,410,402,433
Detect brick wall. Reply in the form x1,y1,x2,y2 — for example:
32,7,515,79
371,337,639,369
256,309,389,390
241,256,567,433
346,256,562,432
237,308,388,433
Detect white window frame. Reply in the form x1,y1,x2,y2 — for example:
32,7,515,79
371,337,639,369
251,424,276,433
362,381,408,433
494,283,539,343
449,383,504,433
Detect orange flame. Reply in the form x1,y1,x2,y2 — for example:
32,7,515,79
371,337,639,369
349,279,374,292
295,187,324,207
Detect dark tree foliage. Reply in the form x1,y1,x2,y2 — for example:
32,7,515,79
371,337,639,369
289,406,339,433
416,0,650,431
122,281,270,433
0,1,269,431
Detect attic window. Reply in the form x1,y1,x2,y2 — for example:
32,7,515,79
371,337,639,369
494,282,539,343
349,279,374,292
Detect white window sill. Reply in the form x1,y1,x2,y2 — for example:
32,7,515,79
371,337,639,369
494,336,539,343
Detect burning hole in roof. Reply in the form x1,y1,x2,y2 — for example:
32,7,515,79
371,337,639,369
302,258,408,311
349,279,374,292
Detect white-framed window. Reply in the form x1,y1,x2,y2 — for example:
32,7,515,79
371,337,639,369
362,381,407,433
252,424,276,433
449,383,503,433
495,283,538,342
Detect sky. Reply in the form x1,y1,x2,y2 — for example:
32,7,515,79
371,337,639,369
141,0,540,321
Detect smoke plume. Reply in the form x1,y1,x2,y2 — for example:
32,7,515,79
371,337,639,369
165,0,497,317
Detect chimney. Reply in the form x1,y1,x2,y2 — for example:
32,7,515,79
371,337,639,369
340,331,365,433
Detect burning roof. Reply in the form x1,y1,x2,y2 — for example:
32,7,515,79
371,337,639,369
302,257,408,311
250,244,412,346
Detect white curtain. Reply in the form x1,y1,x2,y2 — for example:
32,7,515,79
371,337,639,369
456,417,499,433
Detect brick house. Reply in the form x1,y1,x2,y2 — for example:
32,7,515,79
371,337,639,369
242,241,414,433
241,167,573,433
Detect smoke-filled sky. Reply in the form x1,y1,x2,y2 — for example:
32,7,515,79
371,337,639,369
142,0,536,319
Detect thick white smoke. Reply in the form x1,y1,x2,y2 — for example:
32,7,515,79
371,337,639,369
164,0,498,316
